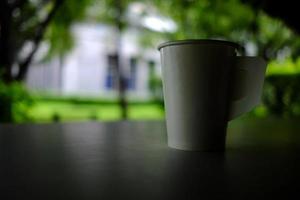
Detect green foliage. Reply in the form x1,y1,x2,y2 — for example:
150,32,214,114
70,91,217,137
52,112,61,122
148,75,164,106
259,57,300,117
89,0,133,25
28,99,164,122
0,82,34,123
263,74,300,117
159,0,254,39
45,0,93,59
266,58,300,75
45,21,74,59
147,0,300,61
147,60,164,106
145,0,300,118
4,0,300,121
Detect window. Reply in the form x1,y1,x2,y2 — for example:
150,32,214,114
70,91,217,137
105,54,118,90
127,57,137,90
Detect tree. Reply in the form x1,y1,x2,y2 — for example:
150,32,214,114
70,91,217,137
0,0,91,122
0,0,91,83
112,0,128,119
0,0,61,83
95,0,134,119
244,0,300,33
149,0,300,61
147,0,300,118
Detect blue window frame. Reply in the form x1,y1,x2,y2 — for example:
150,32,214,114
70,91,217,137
105,54,118,90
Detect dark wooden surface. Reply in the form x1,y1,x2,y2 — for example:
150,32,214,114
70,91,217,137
1,119,300,199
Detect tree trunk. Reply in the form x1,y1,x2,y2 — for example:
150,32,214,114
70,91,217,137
0,1,14,83
15,0,64,81
0,1,14,122
0,0,63,122
115,0,128,119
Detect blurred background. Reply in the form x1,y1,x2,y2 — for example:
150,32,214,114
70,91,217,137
1,0,300,123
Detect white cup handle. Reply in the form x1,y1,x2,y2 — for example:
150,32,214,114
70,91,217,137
228,56,267,120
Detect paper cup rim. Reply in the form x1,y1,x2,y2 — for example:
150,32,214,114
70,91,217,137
158,39,241,51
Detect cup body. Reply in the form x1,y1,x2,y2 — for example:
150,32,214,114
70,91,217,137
159,40,238,151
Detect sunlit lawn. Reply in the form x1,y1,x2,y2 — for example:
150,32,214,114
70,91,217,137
29,100,165,122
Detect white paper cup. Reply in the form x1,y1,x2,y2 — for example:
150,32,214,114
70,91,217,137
158,39,266,151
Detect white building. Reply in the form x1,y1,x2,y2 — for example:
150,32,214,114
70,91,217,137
26,23,162,100
26,1,177,100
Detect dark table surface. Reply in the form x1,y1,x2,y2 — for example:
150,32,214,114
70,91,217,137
1,119,300,199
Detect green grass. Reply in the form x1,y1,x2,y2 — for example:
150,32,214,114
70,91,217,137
28,100,165,122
